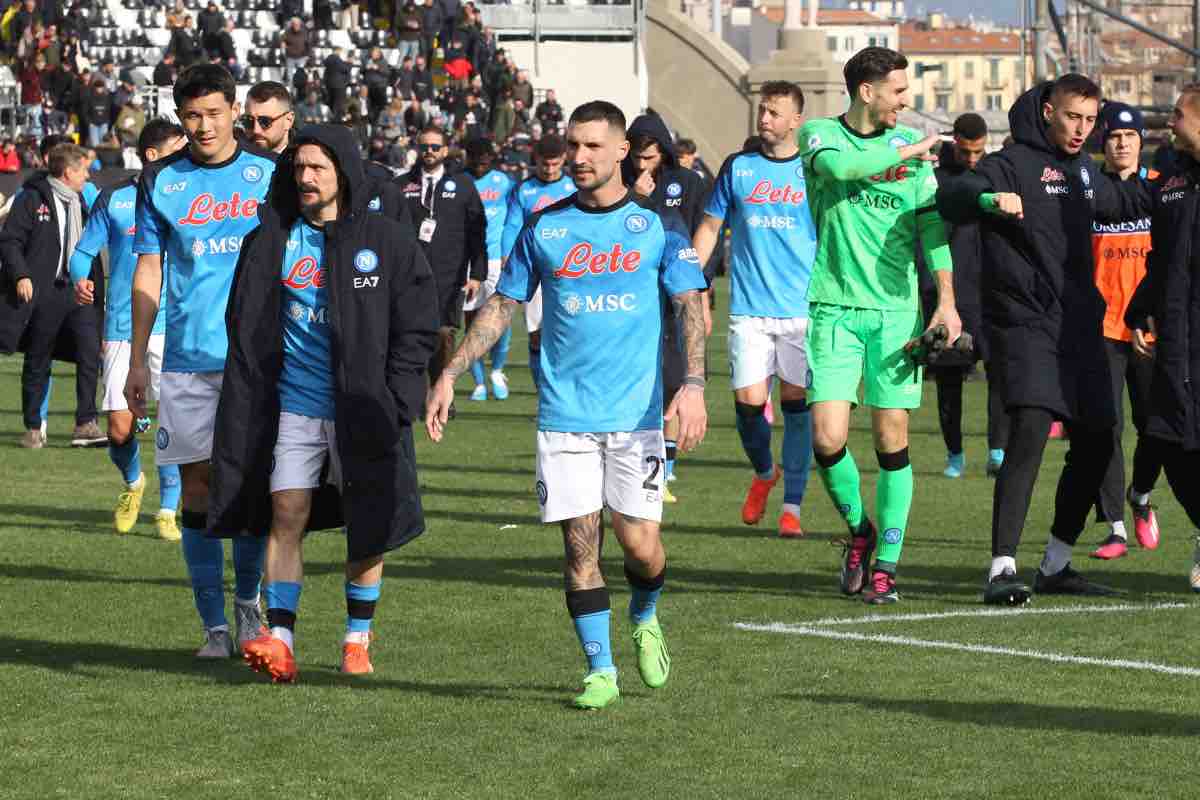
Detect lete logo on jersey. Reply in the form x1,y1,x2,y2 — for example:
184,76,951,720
177,192,260,225
284,255,325,289
554,242,641,278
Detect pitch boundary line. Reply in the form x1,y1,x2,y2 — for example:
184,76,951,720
734,602,1200,677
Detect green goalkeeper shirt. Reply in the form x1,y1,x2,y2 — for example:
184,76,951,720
798,116,952,312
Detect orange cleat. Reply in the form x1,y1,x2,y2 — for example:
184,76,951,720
778,510,804,538
741,466,782,525
242,634,297,683
341,641,374,675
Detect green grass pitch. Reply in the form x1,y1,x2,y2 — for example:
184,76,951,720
2,278,1198,799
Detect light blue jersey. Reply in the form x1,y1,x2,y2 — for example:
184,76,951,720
500,173,576,257
705,149,817,319
69,180,166,341
279,219,334,420
497,194,706,433
134,145,277,372
83,181,100,211
470,169,514,260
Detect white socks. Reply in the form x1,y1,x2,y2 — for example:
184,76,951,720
270,627,295,652
1111,520,1128,541
989,556,1017,580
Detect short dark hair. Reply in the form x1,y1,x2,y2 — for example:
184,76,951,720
464,137,494,160
674,138,697,156
172,63,237,108
1050,73,1101,103
39,133,71,158
246,80,292,109
417,125,446,143
844,46,909,99
47,142,89,177
760,80,805,114
534,132,566,159
568,100,626,135
138,118,185,162
952,112,988,140
628,132,663,157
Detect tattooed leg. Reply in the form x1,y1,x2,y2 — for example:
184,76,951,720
562,511,605,591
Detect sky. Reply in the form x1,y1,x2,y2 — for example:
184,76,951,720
912,0,1022,26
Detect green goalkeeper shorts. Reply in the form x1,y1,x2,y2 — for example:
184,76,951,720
805,303,924,409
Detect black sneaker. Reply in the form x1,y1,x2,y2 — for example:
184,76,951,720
839,517,877,596
983,568,1031,605
1033,564,1117,596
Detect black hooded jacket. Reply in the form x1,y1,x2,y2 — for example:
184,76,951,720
936,82,1151,422
207,124,439,558
1125,154,1200,449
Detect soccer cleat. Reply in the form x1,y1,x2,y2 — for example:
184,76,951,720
39,419,47,445
242,633,298,683
156,510,181,541
1090,534,1128,560
114,474,146,534
864,570,899,604
195,627,235,659
1033,564,1117,596
986,450,1004,478
631,617,670,689
234,599,265,652
490,369,509,400
572,671,619,710
340,642,374,675
19,428,44,449
1048,421,1066,440
662,485,678,504
71,420,107,448
943,451,964,479
778,510,804,538
469,384,487,401
983,568,1031,605
1191,537,1200,593
840,517,877,595
1127,488,1160,550
741,466,782,525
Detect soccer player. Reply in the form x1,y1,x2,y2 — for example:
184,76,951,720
936,75,1152,604
797,47,958,603
427,101,709,710
928,112,1010,479
70,119,188,540
1088,102,1162,560
207,124,438,682
464,137,515,401
241,80,295,155
692,80,819,536
126,64,277,657
625,111,716,503
499,133,575,389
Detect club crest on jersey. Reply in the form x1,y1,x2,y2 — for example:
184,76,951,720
444,180,456,192
353,249,379,273
1080,167,1091,186
157,428,169,449
368,196,382,211
666,182,682,198
624,213,649,233
555,242,641,278
889,135,908,149
242,165,264,183
806,134,821,149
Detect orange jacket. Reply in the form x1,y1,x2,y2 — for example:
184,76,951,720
1092,167,1157,342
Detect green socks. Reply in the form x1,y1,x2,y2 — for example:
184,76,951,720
874,448,913,570
816,446,864,532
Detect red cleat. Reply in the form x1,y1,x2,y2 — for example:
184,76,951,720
1048,421,1066,440
1129,490,1160,550
778,510,804,539
1090,534,1128,560
242,634,298,683
341,642,374,675
741,466,781,525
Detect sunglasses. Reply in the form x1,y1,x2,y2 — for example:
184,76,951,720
418,143,445,152
239,111,290,131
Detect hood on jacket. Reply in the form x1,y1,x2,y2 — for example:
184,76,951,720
266,123,367,225
623,112,677,185
1009,80,1072,157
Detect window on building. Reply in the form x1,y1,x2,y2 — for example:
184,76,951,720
986,93,1002,110
935,93,949,111
989,59,1001,84
1114,79,1132,94
965,93,976,110
844,37,855,51
964,61,974,79
827,36,837,52
915,94,925,111
879,36,888,48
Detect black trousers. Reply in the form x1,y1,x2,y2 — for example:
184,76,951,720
1094,337,1163,522
990,406,1114,558
934,361,1011,455
1150,437,1200,529
20,282,100,430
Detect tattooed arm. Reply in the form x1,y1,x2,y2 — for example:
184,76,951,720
664,289,708,452
426,293,518,440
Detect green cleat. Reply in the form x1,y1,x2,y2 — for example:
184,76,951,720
573,671,620,710
631,617,671,689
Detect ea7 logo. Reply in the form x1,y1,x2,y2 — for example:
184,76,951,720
540,227,568,239
163,182,187,193
354,275,380,288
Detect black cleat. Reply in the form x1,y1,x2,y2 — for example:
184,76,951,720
1033,564,1118,596
839,517,877,596
983,568,1031,606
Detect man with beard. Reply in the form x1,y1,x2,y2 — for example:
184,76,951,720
241,81,295,155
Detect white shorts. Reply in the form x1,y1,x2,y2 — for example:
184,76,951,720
156,371,222,466
101,334,165,412
463,258,501,312
535,430,665,524
524,286,543,333
728,315,810,390
270,411,342,493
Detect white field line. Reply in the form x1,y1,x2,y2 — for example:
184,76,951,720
734,602,1200,676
